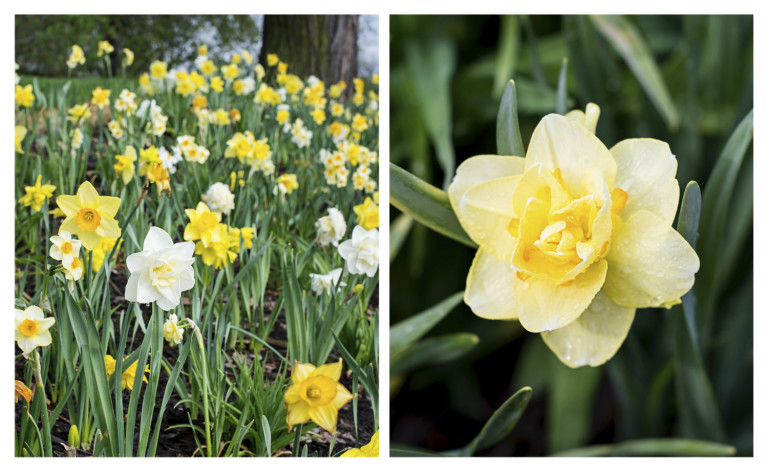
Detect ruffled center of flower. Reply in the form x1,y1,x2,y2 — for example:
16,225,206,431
195,212,219,233
510,166,624,286
150,262,179,288
76,208,101,231
19,319,38,337
298,375,337,407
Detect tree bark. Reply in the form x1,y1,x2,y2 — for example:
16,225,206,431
260,15,358,99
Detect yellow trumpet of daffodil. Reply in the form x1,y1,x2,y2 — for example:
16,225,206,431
283,359,354,435
57,181,121,250
448,104,699,368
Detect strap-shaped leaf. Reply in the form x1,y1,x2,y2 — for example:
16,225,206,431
496,80,526,157
552,438,735,457
390,291,464,355
391,333,478,376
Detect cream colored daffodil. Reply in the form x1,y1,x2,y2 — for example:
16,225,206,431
57,181,121,250
49,230,81,268
283,359,354,434
448,104,699,367
125,226,196,311
15,306,55,354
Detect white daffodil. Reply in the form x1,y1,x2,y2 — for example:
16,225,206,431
15,306,55,354
338,226,378,277
163,314,184,346
315,207,347,247
309,268,346,295
49,230,82,268
125,226,195,311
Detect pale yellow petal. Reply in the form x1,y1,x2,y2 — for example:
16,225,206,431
458,175,520,260
284,384,302,404
447,155,525,216
286,401,310,430
610,138,680,225
313,358,343,382
56,195,81,216
60,216,80,235
541,289,635,367
464,248,518,320
97,196,121,218
515,259,607,332
332,383,354,410
309,403,339,434
291,361,316,384
525,114,616,194
603,210,699,308
96,216,121,238
76,181,100,207
78,231,103,251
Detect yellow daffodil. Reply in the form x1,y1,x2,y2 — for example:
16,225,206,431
15,306,55,354
114,145,137,184
15,125,27,153
224,132,254,161
97,40,114,57
57,181,121,250
19,175,56,212
311,108,326,125
210,76,224,93
91,86,111,109
15,84,35,108
283,359,354,434
123,48,134,66
267,53,279,66
198,44,208,56
194,224,239,269
89,236,120,272
353,197,379,230
184,202,222,247
341,430,379,457
68,103,92,123
351,113,369,132
240,227,254,249
448,104,699,367
277,174,299,194
150,60,168,79
105,355,150,391
278,62,288,74
15,380,33,403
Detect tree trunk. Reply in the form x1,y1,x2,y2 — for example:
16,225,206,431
260,15,358,100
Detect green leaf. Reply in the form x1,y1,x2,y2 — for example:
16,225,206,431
391,333,478,376
390,444,445,457
496,80,526,157
552,438,736,457
463,386,533,455
390,291,464,355
676,181,702,351
389,213,413,263
547,355,602,453
556,57,569,115
493,16,520,98
590,15,680,130
390,163,476,248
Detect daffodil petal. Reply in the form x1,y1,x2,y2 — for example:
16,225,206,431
143,226,174,251
56,195,80,216
97,196,121,218
603,210,699,308
458,176,520,260
332,383,354,410
464,248,518,320
610,138,680,225
78,231,102,251
286,401,310,430
284,384,301,404
96,216,121,238
313,358,343,382
525,114,616,193
291,361,316,384
309,403,339,434
448,155,525,215
515,259,607,332
60,216,80,235
76,181,101,208
541,289,635,367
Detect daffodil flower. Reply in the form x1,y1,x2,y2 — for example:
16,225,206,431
184,202,222,247
340,430,379,457
283,359,354,434
15,306,55,354
57,181,121,250
448,105,699,367
49,230,81,268
19,175,56,212
105,355,150,391
125,226,195,311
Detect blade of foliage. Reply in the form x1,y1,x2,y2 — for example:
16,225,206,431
390,163,475,248
460,386,533,456
496,80,526,157
391,333,478,377
389,213,413,263
552,438,736,457
556,58,569,114
590,15,680,130
390,291,464,355
547,356,602,453
494,16,520,98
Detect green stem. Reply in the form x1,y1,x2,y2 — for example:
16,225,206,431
292,426,302,457
191,322,213,457
31,349,52,457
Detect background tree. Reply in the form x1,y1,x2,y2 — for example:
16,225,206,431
260,15,358,98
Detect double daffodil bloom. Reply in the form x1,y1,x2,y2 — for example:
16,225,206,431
283,359,354,434
19,175,56,212
57,181,121,250
448,105,699,367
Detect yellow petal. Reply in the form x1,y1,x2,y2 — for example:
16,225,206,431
313,358,343,382
78,230,103,251
284,383,301,404
525,114,617,194
286,401,310,430
464,248,518,320
60,215,80,235
96,216,121,238
448,155,525,216
76,181,101,208
97,196,121,218
609,138,680,225
515,259,607,332
56,195,81,216
457,175,520,260
541,289,635,367
332,383,354,410
603,210,699,308
564,102,600,134
309,403,339,434
291,361,316,384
